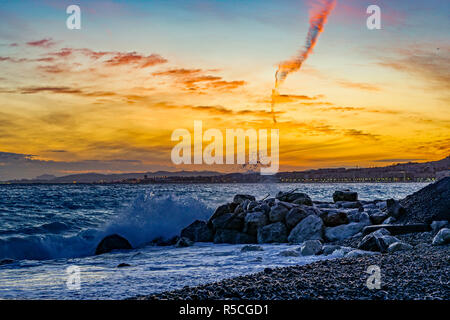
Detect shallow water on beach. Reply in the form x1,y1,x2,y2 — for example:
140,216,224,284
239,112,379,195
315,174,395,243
0,183,428,299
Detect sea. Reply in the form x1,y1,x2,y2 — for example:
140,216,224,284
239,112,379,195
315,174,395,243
0,182,428,299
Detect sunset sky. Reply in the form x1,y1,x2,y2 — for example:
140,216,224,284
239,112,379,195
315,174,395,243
0,0,449,180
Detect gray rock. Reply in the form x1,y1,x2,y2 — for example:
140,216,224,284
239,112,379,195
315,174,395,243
333,190,358,202
246,201,259,212
324,221,369,242
300,240,322,256
387,242,413,253
285,206,312,229
180,220,213,242
279,250,300,257
321,211,349,227
383,216,396,224
175,237,193,247
288,215,323,243
257,222,288,243
269,204,289,223
244,211,268,236
370,211,389,225
253,203,270,215
432,228,450,246
211,213,244,231
208,204,231,228
95,234,132,255
276,191,313,206
431,220,449,234
214,229,256,244
233,194,256,204
241,245,264,252
358,231,399,252
336,201,362,209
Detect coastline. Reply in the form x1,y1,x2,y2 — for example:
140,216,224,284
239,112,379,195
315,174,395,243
134,231,450,300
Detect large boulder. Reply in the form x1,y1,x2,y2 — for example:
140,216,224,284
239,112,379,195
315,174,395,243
207,203,232,228
333,190,358,203
299,240,322,256
324,217,370,242
233,194,256,204
285,206,311,229
385,199,406,219
288,214,323,243
432,228,450,246
213,229,256,244
276,191,312,206
387,242,413,253
95,234,132,255
369,211,389,225
180,220,213,242
269,204,289,223
321,211,349,227
257,222,288,243
357,230,399,252
244,211,268,236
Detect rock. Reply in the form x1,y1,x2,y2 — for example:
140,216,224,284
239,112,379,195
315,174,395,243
383,217,396,224
95,234,132,255
246,201,259,212
207,204,231,228
233,194,256,204
362,224,431,236
151,235,179,246
211,213,244,231
180,220,213,242
175,237,193,247
276,191,313,206
0,259,14,265
333,190,358,202
322,245,341,255
214,229,256,244
432,228,450,246
336,201,362,209
370,211,389,225
357,231,399,252
117,263,131,268
257,222,288,243
285,206,312,229
288,214,323,243
269,204,289,223
279,250,300,257
253,203,270,215
387,242,413,253
431,220,449,234
324,221,369,242
321,211,349,227
385,198,406,218
244,211,268,236
299,240,322,256
346,250,379,257
241,245,264,252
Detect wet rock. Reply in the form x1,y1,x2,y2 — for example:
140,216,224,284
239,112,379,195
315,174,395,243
431,220,449,234
357,231,399,252
288,214,323,243
253,203,270,215
241,245,264,252
299,240,322,256
233,194,256,204
214,229,256,244
386,198,406,219
269,204,289,223
432,228,450,246
257,222,288,243
279,250,300,257
95,234,132,255
246,201,259,212
207,204,232,228
388,242,413,253
117,263,131,268
180,220,213,242
276,191,312,206
175,237,194,247
333,190,358,203
321,211,349,227
211,213,244,231
324,219,370,242
285,206,312,229
244,211,268,236
322,245,341,255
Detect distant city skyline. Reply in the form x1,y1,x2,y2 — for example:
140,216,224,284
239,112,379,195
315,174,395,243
0,0,449,180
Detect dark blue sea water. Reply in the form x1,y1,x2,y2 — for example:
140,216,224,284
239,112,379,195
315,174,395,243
0,183,428,299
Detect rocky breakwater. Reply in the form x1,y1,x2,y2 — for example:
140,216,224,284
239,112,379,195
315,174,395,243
178,189,416,251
